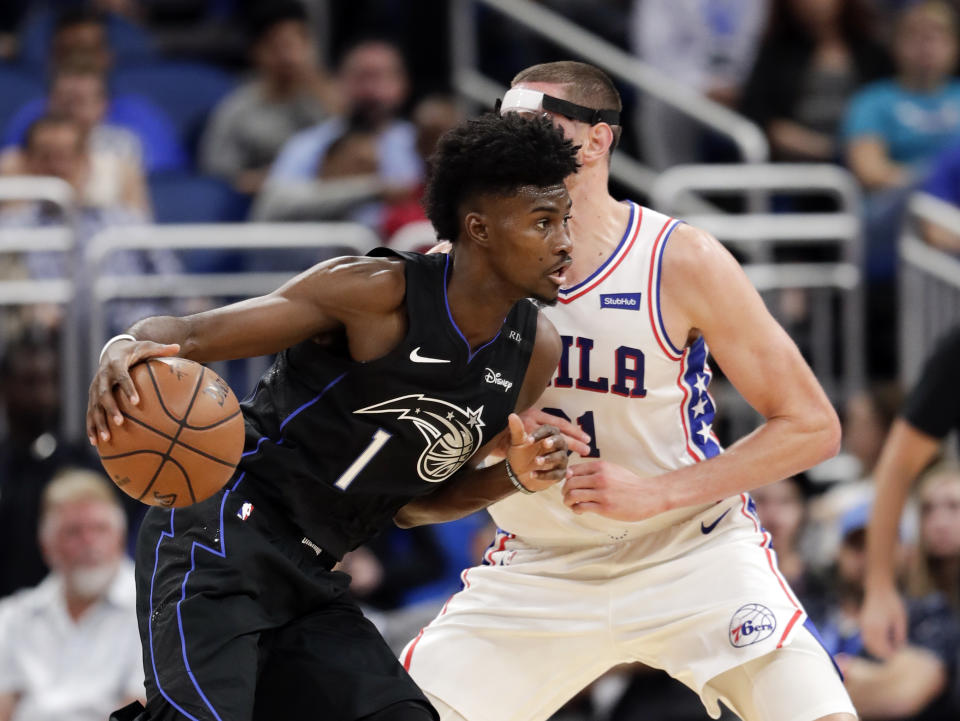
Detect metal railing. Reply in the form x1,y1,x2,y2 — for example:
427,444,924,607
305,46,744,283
84,222,382,398
451,0,768,206
651,164,865,435
900,192,960,387
0,176,84,439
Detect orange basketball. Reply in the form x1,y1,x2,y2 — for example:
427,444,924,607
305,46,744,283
97,357,245,508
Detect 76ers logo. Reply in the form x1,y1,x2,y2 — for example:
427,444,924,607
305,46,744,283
355,395,485,482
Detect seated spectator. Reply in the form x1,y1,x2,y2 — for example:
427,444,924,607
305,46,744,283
807,503,960,720
0,61,148,214
8,115,145,213
0,326,98,599
751,476,817,592
632,0,770,169
16,2,154,73
251,124,386,223
2,116,179,334
907,464,960,606
199,0,340,195
741,0,889,162
3,8,187,173
382,94,463,241
266,37,421,230
0,469,144,721
844,1,960,191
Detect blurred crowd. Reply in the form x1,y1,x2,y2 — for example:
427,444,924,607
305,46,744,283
2,1,960,720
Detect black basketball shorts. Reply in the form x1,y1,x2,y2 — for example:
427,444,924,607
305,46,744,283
134,473,437,721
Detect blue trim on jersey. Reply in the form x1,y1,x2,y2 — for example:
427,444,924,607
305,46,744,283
654,220,684,357
683,337,719,459
559,201,636,295
442,254,502,362
803,616,844,680
149,473,246,720
241,372,347,460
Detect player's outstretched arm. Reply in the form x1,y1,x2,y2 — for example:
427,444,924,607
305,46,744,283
862,419,939,658
87,256,406,445
395,314,583,527
563,224,841,520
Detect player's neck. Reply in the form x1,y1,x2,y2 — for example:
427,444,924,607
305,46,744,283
446,252,521,351
565,171,631,286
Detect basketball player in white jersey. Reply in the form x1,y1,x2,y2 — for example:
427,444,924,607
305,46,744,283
396,62,857,721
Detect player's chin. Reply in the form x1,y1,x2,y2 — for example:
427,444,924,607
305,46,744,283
530,283,560,307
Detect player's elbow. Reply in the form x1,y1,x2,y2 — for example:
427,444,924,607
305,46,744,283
797,398,842,465
815,403,842,463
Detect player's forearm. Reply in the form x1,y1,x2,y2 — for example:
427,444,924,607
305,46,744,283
842,649,946,718
865,420,940,590
395,462,515,528
664,410,840,511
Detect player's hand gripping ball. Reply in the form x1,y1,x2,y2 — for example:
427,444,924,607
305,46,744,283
96,357,244,507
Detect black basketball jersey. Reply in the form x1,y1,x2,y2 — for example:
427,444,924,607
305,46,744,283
237,250,540,559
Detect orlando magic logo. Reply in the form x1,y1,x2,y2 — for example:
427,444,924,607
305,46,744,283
355,395,485,482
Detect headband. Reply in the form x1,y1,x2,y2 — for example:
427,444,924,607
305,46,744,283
496,87,620,126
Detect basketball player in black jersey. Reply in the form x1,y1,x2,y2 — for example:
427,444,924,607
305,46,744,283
87,114,586,721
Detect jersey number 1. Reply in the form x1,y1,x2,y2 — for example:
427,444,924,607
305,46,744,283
334,429,392,490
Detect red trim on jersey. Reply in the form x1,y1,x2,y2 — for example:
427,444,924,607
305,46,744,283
738,493,804,649
402,568,472,671
483,530,513,565
778,609,804,649
646,217,683,362
558,207,643,304
676,349,702,462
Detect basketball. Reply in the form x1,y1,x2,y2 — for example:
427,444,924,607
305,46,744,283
97,357,245,508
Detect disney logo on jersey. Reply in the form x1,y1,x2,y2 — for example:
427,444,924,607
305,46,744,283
599,292,642,310
483,368,513,392
355,395,485,483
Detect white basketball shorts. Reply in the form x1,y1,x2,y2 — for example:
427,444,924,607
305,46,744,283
401,494,855,721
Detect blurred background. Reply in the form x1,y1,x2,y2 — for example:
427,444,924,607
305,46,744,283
1,1,960,720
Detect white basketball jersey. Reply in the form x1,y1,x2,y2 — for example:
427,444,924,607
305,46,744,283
490,202,725,545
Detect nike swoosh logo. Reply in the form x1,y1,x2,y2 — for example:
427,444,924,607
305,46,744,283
700,508,730,534
409,347,450,364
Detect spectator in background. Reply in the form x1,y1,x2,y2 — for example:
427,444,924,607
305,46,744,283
0,469,144,721
382,94,463,241
631,0,769,169
842,1,960,375
906,465,960,612
816,503,960,721
862,325,960,660
844,1,960,192
199,0,341,195
0,327,97,599
1,117,179,334
16,0,154,73
0,61,149,214
265,37,421,229
3,8,187,174
741,0,889,162
751,476,818,595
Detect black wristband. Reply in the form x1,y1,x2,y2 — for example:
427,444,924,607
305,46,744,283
504,458,535,495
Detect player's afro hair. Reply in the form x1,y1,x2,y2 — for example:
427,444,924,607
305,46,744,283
424,113,579,242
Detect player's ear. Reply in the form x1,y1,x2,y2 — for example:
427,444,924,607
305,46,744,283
583,123,613,163
464,211,490,247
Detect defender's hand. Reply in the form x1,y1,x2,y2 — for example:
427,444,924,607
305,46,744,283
504,413,570,492
562,461,667,521
86,339,180,445
861,582,909,659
